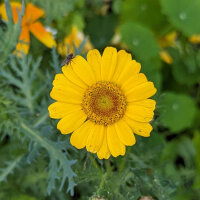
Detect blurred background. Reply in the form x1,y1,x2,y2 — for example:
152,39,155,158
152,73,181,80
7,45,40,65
0,0,200,199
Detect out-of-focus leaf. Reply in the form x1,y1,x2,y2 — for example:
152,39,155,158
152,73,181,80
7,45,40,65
170,48,200,85
193,131,200,189
0,0,24,66
85,14,117,49
161,0,200,36
32,0,75,23
141,59,162,92
112,0,123,14
120,22,160,60
10,194,37,200
176,136,195,167
160,92,196,132
122,0,168,33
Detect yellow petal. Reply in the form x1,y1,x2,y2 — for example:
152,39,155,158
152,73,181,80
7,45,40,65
124,116,153,137
132,99,156,109
125,104,154,122
114,119,136,146
29,22,56,48
97,127,111,159
52,74,69,87
0,2,22,23
57,110,86,134
62,66,87,89
127,82,157,102
52,74,84,93
69,55,96,85
107,125,125,157
121,73,147,93
189,34,200,44
25,3,44,23
101,47,117,80
86,124,104,153
50,85,83,104
87,49,102,81
70,120,92,149
159,31,177,48
112,50,132,81
48,102,81,119
58,26,82,56
15,27,30,56
116,60,141,86
160,50,173,64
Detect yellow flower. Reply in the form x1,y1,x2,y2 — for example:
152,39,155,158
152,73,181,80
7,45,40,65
158,32,177,64
159,50,173,64
158,32,177,48
189,35,200,44
0,2,56,56
48,47,157,159
58,26,93,56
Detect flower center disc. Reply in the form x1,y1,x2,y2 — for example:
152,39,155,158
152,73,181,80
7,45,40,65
82,81,127,126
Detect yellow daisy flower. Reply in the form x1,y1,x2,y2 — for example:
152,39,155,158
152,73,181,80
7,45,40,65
48,47,157,159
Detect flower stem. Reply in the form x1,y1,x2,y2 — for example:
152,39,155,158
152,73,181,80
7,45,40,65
89,154,102,174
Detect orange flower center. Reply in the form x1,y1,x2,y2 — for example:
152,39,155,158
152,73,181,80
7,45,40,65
82,81,127,126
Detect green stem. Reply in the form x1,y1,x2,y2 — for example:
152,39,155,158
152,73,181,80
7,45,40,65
119,148,131,173
33,112,49,128
96,172,107,196
0,155,23,182
105,159,112,174
89,154,102,174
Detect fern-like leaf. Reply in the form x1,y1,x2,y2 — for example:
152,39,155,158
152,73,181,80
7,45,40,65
21,121,77,195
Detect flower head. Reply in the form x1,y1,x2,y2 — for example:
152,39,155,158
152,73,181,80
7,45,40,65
158,32,177,64
189,34,200,44
48,47,157,159
58,25,93,56
0,2,56,56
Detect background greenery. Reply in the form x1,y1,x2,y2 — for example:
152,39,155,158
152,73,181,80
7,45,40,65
0,0,200,199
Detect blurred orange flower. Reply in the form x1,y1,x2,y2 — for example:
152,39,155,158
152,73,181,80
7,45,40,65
58,26,93,56
0,2,56,56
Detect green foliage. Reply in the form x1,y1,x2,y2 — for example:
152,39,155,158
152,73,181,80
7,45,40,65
161,0,200,36
120,22,160,60
121,0,168,34
0,0,200,199
160,92,196,132
85,14,117,49
193,131,200,189
0,0,24,66
0,155,23,182
170,46,200,85
31,0,76,24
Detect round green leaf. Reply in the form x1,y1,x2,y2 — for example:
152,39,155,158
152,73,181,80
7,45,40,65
122,0,168,33
120,22,160,60
160,92,196,132
161,0,200,36
169,48,200,85
85,14,117,49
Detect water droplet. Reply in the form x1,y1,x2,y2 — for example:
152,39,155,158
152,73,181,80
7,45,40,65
179,12,187,20
172,104,179,110
141,4,147,11
132,39,139,46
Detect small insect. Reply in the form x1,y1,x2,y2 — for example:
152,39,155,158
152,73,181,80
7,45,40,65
61,53,74,66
